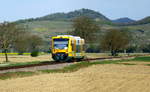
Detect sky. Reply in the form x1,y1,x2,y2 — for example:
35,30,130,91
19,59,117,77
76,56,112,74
0,0,149,22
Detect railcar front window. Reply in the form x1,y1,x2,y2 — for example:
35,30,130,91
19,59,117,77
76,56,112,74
54,39,69,49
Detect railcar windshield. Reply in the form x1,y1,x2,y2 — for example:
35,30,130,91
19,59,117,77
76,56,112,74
53,39,69,49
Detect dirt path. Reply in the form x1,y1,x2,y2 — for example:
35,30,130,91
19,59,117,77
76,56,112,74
0,64,150,92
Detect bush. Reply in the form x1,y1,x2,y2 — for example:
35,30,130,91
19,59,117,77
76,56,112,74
30,51,39,57
126,46,137,53
18,52,24,55
142,44,150,53
86,47,100,53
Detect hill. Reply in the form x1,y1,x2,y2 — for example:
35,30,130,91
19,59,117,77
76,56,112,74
15,8,150,26
117,16,150,26
112,17,135,24
16,8,111,23
37,8,110,21
132,16,150,25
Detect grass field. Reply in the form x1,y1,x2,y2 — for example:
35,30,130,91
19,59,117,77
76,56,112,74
0,54,52,63
0,56,150,92
0,53,149,63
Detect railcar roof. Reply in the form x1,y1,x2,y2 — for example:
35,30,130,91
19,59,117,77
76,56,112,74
54,35,83,40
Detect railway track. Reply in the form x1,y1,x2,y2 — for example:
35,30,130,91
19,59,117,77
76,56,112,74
0,56,135,73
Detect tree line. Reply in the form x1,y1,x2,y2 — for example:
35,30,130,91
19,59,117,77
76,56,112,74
0,22,43,62
71,16,150,56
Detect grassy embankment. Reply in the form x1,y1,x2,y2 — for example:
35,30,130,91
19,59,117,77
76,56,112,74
0,56,150,80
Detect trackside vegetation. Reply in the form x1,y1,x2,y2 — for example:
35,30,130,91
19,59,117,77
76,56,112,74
0,61,44,68
132,56,150,62
0,56,150,80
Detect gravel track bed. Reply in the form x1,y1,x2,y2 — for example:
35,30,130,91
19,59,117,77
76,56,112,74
0,57,135,74
0,63,73,73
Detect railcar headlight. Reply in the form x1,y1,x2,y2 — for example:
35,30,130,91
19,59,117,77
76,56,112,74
64,47,68,49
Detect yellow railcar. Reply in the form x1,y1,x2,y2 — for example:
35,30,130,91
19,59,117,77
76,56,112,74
51,35,85,62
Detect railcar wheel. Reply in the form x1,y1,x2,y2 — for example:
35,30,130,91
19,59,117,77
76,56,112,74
55,60,60,62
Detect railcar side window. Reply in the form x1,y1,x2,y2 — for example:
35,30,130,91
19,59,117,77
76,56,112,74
76,40,81,53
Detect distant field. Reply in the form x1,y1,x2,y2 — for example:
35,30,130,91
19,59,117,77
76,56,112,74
21,20,72,38
0,53,30,55
127,23,150,31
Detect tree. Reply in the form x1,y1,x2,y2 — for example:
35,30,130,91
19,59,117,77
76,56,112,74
100,29,131,56
86,44,100,53
27,35,43,56
14,31,30,55
71,16,100,43
0,22,23,62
